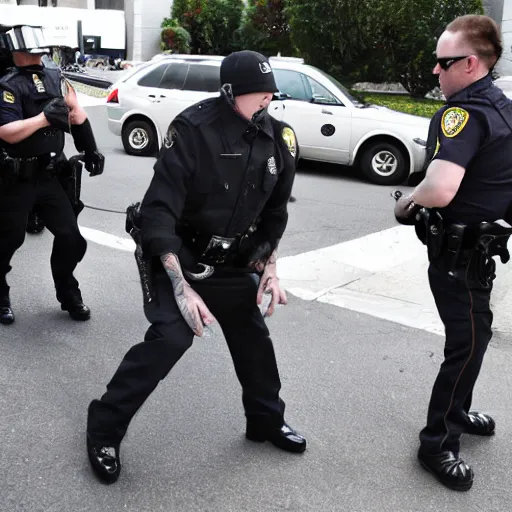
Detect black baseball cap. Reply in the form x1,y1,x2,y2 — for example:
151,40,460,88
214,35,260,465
220,50,279,97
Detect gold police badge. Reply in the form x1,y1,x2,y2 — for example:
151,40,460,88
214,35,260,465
441,107,469,138
282,127,297,157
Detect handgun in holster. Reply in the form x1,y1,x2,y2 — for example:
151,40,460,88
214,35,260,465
126,202,155,305
444,223,467,276
60,155,84,217
424,210,445,261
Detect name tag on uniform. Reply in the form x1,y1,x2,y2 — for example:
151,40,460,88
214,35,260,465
32,74,46,93
220,153,242,159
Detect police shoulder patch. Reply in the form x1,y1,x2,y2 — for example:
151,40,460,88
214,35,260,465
164,124,177,149
2,90,15,104
282,126,297,157
441,107,470,138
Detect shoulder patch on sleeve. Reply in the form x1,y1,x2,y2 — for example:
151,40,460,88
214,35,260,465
2,91,15,104
282,126,297,157
441,107,470,138
164,124,177,149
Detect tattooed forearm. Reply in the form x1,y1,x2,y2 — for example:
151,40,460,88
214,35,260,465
160,253,185,292
160,252,202,334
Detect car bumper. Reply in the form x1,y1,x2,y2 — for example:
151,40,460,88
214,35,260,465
107,105,126,137
410,139,427,174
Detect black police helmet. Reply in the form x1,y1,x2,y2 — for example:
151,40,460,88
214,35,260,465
220,50,279,97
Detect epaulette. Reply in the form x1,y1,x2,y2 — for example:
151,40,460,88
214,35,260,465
0,68,20,87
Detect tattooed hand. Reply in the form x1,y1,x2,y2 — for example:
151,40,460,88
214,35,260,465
256,250,287,317
160,253,216,336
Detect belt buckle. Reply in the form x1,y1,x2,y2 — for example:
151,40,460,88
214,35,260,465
201,235,235,265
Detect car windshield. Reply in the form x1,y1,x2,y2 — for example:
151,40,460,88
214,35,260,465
306,66,367,106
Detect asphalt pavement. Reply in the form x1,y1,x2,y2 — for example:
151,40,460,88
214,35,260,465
1,105,511,511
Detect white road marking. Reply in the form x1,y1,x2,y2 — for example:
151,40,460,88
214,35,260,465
78,223,512,335
79,225,135,252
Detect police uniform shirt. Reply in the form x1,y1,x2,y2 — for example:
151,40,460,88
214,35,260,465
140,96,298,259
431,74,512,224
0,64,65,157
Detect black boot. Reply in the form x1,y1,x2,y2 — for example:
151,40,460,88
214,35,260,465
465,412,495,436
246,422,307,453
418,450,474,491
0,295,14,325
26,212,46,234
86,433,121,484
58,291,91,321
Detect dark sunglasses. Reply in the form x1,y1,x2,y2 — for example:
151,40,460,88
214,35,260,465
436,55,469,71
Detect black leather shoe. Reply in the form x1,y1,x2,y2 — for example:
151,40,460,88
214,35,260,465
0,296,14,325
61,299,91,321
87,434,121,484
246,422,307,453
465,412,495,436
26,213,46,234
418,450,473,491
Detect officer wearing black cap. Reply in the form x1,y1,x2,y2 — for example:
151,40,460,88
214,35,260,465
394,15,512,491
0,25,105,325
86,50,305,484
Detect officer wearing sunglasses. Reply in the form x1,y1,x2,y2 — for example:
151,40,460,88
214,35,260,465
394,15,512,492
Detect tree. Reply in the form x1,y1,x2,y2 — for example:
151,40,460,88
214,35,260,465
286,0,485,96
285,0,377,83
372,0,485,97
235,0,296,57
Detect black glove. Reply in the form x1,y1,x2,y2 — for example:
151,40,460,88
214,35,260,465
43,97,70,132
83,150,105,177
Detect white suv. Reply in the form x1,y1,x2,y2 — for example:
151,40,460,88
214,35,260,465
106,54,429,185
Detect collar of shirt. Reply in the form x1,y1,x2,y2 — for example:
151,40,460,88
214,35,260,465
448,73,493,102
218,96,275,145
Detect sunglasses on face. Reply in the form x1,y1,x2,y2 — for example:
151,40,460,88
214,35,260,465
436,55,469,71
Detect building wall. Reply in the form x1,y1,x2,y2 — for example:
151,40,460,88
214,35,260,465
498,0,512,75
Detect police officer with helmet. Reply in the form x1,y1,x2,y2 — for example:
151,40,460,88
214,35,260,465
86,50,306,484
0,24,105,325
394,15,512,491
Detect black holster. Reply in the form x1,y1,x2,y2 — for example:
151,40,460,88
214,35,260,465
126,202,155,305
56,156,84,217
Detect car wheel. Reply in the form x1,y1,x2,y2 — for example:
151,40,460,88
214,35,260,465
360,141,409,185
122,120,157,156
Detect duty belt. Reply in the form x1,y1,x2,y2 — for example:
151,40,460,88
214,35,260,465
1,153,59,183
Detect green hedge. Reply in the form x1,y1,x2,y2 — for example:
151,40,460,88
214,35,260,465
353,92,444,119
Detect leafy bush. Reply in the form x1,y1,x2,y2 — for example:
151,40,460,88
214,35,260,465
160,18,191,54
286,0,485,96
235,0,296,57
353,92,444,118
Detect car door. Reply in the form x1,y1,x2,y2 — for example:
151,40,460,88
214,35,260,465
273,68,352,164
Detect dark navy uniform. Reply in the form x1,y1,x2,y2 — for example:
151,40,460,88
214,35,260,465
0,64,88,321
418,74,512,456
88,94,298,442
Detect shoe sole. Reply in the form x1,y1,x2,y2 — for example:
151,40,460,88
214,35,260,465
418,459,473,491
0,318,14,325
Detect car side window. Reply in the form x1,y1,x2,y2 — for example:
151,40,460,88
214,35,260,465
182,64,221,93
273,69,309,101
137,63,168,88
159,63,189,90
304,76,342,105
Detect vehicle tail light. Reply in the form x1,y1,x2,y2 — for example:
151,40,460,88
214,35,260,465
107,88,119,104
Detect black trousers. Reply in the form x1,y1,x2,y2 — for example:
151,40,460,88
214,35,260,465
0,176,87,301
87,269,286,445
419,256,494,455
